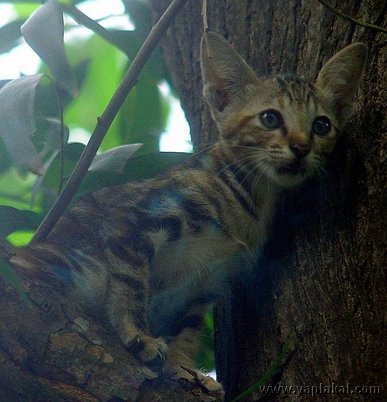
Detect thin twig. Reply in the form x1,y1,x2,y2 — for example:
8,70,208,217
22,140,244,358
30,0,188,245
317,0,387,34
52,82,65,195
60,3,130,54
201,0,208,32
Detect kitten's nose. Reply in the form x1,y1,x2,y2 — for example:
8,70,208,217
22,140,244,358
289,143,311,159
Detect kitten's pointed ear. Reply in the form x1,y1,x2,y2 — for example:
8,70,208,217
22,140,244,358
200,31,259,114
316,42,367,123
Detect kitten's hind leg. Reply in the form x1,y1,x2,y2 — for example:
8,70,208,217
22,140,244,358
107,275,167,362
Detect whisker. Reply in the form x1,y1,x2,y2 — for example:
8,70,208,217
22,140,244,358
188,142,217,159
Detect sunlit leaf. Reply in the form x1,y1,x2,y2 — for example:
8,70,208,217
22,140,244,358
21,0,77,95
64,35,126,150
89,143,142,173
12,2,40,19
197,310,215,371
7,230,34,247
0,74,44,175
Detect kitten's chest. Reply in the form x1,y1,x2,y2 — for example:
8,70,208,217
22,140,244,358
151,190,276,290
222,180,278,252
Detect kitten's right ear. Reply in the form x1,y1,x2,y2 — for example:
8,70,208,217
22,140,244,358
316,42,367,123
200,31,259,114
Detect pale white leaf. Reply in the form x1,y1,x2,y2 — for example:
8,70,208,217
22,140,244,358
89,143,143,173
21,0,77,95
0,75,44,175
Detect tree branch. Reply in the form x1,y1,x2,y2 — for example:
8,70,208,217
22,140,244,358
202,0,208,32
30,0,189,245
317,0,387,34
60,3,130,54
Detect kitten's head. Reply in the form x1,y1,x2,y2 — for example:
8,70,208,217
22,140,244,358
200,32,367,188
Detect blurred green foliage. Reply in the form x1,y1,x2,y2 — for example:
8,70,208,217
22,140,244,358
0,0,183,242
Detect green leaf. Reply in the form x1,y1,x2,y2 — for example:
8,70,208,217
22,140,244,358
0,206,38,238
104,29,139,57
41,141,85,194
21,0,77,95
0,74,45,175
0,169,37,211
0,19,24,55
78,151,190,197
122,1,170,82
7,230,34,246
119,68,168,153
120,151,189,181
197,311,215,371
89,143,142,174
64,35,126,150
123,0,152,41
11,2,40,19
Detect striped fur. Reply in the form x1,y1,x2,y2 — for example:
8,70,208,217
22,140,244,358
11,32,366,394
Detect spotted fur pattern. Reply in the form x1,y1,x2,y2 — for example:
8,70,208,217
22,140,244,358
11,32,366,394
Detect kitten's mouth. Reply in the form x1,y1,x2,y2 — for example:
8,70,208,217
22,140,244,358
277,160,306,176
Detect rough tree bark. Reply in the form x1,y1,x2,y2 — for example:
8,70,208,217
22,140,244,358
0,267,222,401
149,1,386,401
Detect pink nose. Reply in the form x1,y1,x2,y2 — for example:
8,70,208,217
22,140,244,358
289,143,311,159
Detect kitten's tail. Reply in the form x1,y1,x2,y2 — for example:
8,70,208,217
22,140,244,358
8,243,74,288
9,243,109,304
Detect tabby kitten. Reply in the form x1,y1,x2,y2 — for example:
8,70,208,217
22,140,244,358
11,32,366,394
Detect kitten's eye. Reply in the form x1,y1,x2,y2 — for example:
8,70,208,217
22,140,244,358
312,116,331,136
259,109,283,130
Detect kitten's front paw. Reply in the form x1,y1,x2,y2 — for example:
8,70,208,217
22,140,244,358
125,333,168,363
172,366,224,400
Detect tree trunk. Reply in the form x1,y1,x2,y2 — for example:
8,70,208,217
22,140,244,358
149,1,386,401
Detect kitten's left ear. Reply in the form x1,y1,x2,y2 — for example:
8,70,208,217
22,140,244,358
200,31,259,115
316,42,367,123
